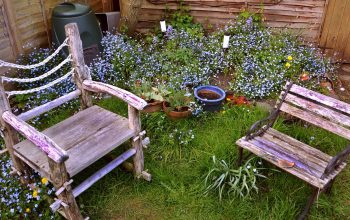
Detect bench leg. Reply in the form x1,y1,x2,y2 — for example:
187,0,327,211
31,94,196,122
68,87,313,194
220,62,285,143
298,187,318,220
324,178,336,195
237,146,243,166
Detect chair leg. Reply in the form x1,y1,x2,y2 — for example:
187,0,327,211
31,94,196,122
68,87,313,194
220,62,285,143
49,160,84,220
3,126,32,184
237,146,243,166
297,187,319,220
128,105,144,177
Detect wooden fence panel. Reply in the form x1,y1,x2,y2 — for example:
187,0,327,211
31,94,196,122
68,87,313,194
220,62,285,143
0,1,15,63
0,0,109,62
137,0,326,43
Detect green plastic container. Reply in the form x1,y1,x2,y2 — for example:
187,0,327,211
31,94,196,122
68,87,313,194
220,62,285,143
52,2,102,63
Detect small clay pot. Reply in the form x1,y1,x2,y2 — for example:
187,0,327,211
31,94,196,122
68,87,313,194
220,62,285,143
162,102,192,119
141,100,163,113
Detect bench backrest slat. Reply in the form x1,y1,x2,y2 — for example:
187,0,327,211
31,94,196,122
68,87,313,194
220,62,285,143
289,84,350,115
284,93,350,128
280,102,350,140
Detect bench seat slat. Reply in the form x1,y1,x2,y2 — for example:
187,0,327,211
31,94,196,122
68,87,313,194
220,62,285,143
280,103,350,140
265,128,331,162
285,93,350,128
259,134,328,174
236,128,347,188
236,137,327,188
290,84,350,115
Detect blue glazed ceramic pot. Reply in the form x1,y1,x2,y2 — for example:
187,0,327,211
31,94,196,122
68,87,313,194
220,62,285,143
194,85,225,112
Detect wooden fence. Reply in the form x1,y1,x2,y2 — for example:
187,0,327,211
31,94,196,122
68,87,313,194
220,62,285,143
0,0,111,64
2,0,350,63
137,0,327,43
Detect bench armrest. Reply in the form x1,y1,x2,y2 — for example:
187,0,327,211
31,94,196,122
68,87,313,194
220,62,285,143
2,111,68,163
82,80,147,111
321,144,350,179
246,110,279,140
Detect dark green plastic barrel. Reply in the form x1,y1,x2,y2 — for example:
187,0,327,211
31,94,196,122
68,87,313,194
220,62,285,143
52,3,102,63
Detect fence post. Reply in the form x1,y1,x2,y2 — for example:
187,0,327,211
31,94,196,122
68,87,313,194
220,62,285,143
65,23,93,109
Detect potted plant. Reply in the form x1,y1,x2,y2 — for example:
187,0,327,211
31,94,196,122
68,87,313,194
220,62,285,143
134,80,170,113
194,85,225,112
163,90,192,119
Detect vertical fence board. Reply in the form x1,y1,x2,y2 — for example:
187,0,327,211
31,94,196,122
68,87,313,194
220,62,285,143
319,0,350,62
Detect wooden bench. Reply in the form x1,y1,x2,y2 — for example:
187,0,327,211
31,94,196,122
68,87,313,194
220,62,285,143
236,82,350,220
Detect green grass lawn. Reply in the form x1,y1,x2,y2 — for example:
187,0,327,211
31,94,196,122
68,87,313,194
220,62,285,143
37,97,350,219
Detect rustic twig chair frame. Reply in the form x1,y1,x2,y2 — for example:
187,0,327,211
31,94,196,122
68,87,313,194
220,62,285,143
0,23,151,219
236,82,350,220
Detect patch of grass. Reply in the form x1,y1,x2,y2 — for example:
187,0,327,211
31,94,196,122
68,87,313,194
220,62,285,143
5,98,349,219
68,98,349,220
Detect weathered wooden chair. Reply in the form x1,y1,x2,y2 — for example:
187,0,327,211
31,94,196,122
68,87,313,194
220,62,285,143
236,81,350,220
0,23,151,219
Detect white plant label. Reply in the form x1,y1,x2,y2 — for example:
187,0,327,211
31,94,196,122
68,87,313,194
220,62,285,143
223,35,230,48
160,21,167,32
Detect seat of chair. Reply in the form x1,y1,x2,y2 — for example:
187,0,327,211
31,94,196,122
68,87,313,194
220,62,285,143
236,128,347,189
13,105,135,179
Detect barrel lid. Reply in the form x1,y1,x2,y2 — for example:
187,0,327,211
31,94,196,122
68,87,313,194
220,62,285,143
52,3,91,17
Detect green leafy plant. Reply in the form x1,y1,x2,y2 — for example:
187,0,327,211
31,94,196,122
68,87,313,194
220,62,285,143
133,80,170,101
165,89,193,111
204,156,267,200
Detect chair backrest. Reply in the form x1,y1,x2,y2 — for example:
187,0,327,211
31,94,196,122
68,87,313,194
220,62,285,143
0,23,91,122
280,83,350,141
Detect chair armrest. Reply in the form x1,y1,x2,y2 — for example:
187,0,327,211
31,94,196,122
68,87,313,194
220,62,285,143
2,111,68,163
321,144,350,179
82,80,147,111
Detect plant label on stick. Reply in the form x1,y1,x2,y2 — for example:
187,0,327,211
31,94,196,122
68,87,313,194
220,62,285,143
223,35,230,49
160,20,167,32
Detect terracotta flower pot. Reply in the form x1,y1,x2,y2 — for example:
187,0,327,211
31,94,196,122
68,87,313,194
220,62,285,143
141,100,163,113
162,102,192,119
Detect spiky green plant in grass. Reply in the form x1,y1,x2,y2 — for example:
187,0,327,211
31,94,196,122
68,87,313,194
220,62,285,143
204,156,267,200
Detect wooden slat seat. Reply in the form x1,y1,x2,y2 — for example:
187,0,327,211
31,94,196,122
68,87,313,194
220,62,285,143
236,128,347,189
13,105,135,179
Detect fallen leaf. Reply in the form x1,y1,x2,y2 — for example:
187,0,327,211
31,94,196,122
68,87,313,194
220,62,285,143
278,159,295,168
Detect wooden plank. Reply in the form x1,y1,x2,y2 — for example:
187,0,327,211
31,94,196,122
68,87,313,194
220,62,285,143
83,80,147,111
258,133,328,176
14,105,135,177
65,116,134,176
236,137,327,188
285,93,350,128
18,90,81,121
280,102,350,140
265,128,331,162
250,137,324,177
289,84,350,115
